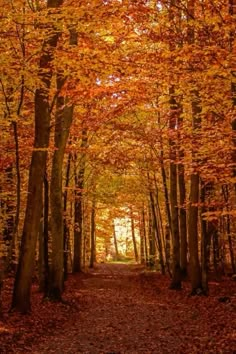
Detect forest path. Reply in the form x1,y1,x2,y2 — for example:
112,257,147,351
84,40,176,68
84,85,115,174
29,263,235,354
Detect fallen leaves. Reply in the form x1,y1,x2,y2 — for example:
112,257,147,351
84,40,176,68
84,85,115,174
0,264,236,353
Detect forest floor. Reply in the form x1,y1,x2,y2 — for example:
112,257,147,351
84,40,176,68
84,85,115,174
0,263,236,354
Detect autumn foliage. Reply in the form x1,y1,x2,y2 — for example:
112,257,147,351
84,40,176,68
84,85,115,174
0,0,236,350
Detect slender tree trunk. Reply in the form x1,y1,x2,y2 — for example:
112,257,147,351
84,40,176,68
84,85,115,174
158,111,172,232
0,260,3,318
165,226,171,276
141,207,148,265
222,185,236,273
188,99,204,294
178,113,187,277
73,129,88,272
63,153,72,280
153,175,165,274
148,206,156,267
169,90,181,289
130,209,138,263
43,174,50,295
201,181,209,295
11,0,63,312
229,1,236,189
187,0,202,295
139,208,146,264
113,221,119,261
3,167,14,272
0,22,25,272
227,216,236,274
10,75,25,271
188,97,202,294
188,172,202,294
10,121,21,272
149,191,165,274
159,148,172,232
89,196,96,268
139,215,145,264
213,230,220,279
38,219,45,292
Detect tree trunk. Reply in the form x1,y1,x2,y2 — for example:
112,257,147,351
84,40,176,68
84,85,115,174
178,112,187,277
148,206,156,268
130,209,139,263
165,226,171,276
49,91,72,299
188,172,202,294
160,146,172,232
222,185,236,274
158,111,172,232
43,174,50,295
213,230,220,280
113,221,119,261
227,216,236,274
169,90,181,289
153,175,166,274
63,153,72,280
149,191,165,274
73,129,88,272
3,167,14,272
89,197,96,268
49,27,77,300
187,0,202,295
229,1,236,189
38,219,45,292
139,207,146,265
11,0,63,312
201,181,209,295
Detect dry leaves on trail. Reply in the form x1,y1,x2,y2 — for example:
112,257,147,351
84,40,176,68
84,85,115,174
0,264,236,354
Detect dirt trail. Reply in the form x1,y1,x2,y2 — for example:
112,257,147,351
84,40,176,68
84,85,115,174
28,263,235,354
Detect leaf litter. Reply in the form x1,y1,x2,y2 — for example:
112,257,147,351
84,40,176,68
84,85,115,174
0,263,235,353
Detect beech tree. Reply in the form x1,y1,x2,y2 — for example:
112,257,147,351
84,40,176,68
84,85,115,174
12,0,64,313
48,27,78,300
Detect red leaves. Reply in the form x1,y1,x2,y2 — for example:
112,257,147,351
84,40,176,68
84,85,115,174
1,264,236,353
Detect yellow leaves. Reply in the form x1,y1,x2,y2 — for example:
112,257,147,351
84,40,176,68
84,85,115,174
103,35,115,44
32,147,50,151
202,209,236,221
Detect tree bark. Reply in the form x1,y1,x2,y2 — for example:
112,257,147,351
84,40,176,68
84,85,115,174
139,207,147,265
169,90,181,289
89,196,96,268
188,172,202,294
11,0,63,313
200,181,209,295
73,129,88,272
222,185,236,274
187,0,202,295
130,209,139,263
48,27,77,300
63,153,72,280
229,0,236,186
148,205,156,268
149,191,165,274
43,174,50,295
178,112,188,277
113,221,119,261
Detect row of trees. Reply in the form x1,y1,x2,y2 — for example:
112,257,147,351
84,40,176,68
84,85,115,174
0,0,236,313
